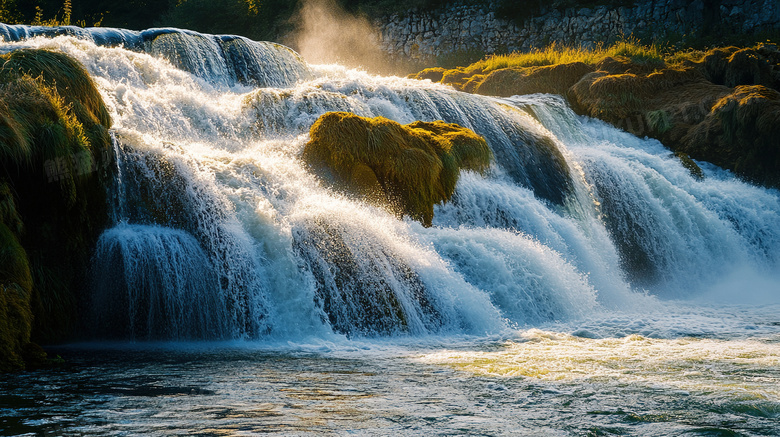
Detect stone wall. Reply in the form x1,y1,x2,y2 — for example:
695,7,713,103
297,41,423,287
376,0,780,59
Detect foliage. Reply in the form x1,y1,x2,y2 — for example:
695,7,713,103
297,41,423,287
646,110,671,134
302,112,492,226
0,0,20,23
463,39,665,77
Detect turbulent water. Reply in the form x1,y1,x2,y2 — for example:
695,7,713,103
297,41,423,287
1,24,779,435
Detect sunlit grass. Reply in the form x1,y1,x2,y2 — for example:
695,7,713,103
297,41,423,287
458,38,771,76
462,40,664,75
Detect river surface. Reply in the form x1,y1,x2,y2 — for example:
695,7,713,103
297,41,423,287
3,302,780,436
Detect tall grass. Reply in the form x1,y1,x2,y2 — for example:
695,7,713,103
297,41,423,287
463,39,667,75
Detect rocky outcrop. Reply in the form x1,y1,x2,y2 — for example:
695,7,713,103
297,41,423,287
301,111,492,227
569,48,780,188
377,0,780,61
477,62,595,97
0,49,113,371
410,42,780,188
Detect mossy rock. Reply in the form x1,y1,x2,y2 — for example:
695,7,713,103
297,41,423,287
0,49,113,369
0,208,33,371
476,62,594,98
595,56,662,75
440,68,472,91
674,151,704,180
683,85,780,187
302,112,492,226
699,46,779,91
409,67,447,83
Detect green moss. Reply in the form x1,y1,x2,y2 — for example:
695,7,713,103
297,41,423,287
646,110,672,134
674,151,703,180
0,219,33,372
0,49,110,127
0,49,113,362
302,112,492,226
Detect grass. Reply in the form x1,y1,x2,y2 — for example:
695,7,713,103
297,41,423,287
461,40,666,76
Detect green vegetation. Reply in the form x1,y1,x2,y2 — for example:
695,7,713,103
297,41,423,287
0,183,32,371
467,40,664,75
0,49,113,371
302,112,492,226
410,39,669,91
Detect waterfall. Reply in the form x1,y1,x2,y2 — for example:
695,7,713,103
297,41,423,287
3,26,778,341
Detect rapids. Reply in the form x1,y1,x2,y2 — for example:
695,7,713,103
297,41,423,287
1,24,778,436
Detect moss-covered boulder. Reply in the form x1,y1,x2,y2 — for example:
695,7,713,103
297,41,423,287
409,67,447,83
682,85,780,187
0,49,113,371
699,46,780,90
569,58,780,188
302,112,492,226
476,62,594,97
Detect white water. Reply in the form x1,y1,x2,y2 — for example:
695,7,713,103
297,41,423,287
2,26,778,338
2,26,779,435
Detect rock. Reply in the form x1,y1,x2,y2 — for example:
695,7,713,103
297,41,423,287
301,112,492,226
476,62,595,97
0,49,113,371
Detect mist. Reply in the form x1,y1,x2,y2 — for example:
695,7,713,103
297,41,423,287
288,0,403,74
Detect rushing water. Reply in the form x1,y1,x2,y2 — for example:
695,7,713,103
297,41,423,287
1,25,779,435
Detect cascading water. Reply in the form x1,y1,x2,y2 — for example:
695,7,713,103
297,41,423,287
1,25,778,339
3,24,780,436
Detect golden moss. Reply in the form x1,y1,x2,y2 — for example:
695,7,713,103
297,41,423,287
440,68,471,91
462,40,664,76
409,67,447,83
302,112,492,226
476,62,594,97
0,49,110,128
570,67,707,123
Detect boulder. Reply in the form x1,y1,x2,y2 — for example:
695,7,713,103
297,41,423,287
302,112,492,226
0,49,113,371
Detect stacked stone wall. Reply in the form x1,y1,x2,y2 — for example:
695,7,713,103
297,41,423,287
377,0,780,59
